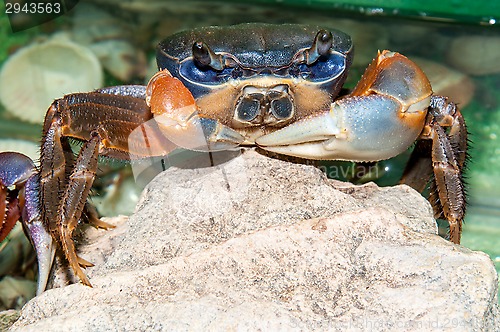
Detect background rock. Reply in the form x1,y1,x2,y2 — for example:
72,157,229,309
446,35,500,76
11,150,500,331
0,35,103,124
412,57,475,108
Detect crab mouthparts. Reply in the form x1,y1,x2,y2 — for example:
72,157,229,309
233,84,294,127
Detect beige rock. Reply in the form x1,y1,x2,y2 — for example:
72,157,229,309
0,310,20,331
447,35,500,76
0,35,103,124
11,150,500,331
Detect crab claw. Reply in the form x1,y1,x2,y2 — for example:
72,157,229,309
23,174,56,295
0,152,35,242
146,70,245,151
0,152,55,294
257,51,432,162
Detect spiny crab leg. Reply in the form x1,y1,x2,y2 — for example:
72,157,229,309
0,152,55,295
401,96,467,243
256,51,432,162
39,86,173,287
146,70,245,151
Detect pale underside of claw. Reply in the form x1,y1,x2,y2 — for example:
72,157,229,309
154,107,245,152
256,94,428,162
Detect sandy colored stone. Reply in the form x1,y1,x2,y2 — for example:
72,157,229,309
447,35,500,76
11,150,499,331
0,310,20,331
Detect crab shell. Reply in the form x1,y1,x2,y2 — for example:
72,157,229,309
148,23,430,162
0,24,467,296
157,24,353,98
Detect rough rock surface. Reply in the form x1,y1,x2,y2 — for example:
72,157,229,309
11,150,500,331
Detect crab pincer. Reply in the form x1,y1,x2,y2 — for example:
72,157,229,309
0,152,55,294
146,70,245,151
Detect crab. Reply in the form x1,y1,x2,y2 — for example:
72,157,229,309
0,23,467,294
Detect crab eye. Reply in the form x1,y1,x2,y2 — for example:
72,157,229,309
305,30,334,65
192,41,224,71
294,53,346,82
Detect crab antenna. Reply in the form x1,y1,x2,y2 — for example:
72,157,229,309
305,30,333,65
192,41,224,71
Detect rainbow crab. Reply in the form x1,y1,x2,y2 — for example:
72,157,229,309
0,23,467,293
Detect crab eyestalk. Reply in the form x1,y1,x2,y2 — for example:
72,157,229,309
305,30,333,65
192,41,225,71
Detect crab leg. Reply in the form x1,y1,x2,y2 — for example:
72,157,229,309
256,51,432,162
39,86,177,286
428,96,468,169
59,134,100,286
401,96,467,244
428,124,464,243
146,70,245,151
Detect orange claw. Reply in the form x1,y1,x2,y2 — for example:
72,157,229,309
348,50,432,131
146,69,197,119
350,50,432,101
145,69,244,151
